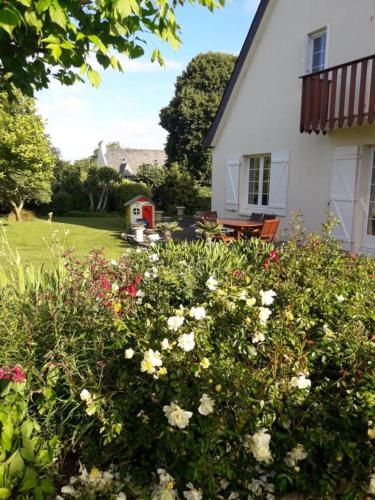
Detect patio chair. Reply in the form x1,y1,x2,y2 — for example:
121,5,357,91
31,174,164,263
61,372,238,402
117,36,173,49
213,232,235,244
263,214,277,220
259,218,280,242
250,212,264,221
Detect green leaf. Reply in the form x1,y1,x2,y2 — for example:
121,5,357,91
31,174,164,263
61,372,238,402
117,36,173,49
49,3,67,28
1,419,14,452
113,0,132,19
21,419,34,439
39,478,54,493
20,466,38,491
24,10,42,31
7,450,25,476
87,68,101,88
17,0,32,6
0,7,20,36
47,43,62,61
36,0,51,13
0,488,11,500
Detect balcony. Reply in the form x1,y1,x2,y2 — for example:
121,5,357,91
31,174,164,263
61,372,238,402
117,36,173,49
300,54,375,134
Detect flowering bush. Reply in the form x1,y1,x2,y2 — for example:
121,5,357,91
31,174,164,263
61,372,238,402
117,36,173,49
0,220,374,498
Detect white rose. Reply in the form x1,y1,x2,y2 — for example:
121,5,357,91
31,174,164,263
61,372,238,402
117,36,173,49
247,428,273,463
80,389,91,401
189,306,206,320
150,253,159,262
290,374,311,390
157,468,175,487
125,348,134,359
285,444,308,467
167,315,185,331
183,483,203,500
198,393,214,416
260,289,276,306
252,332,265,344
141,349,163,374
206,276,218,291
259,307,271,325
178,332,195,352
161,338,171,350
163,402,193,429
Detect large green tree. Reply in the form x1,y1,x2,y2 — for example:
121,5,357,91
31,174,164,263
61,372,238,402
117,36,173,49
0,91,55,220
159,51,236,184
0,0,224,97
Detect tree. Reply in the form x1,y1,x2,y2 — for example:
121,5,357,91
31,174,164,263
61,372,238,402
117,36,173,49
0,90,55,221
0,0,224,97
134,163,166,191
159,52,236,184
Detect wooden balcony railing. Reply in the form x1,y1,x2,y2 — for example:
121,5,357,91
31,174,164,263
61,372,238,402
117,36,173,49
300,54,375,134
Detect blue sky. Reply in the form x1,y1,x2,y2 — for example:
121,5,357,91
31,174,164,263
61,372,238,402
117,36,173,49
36,0,260,161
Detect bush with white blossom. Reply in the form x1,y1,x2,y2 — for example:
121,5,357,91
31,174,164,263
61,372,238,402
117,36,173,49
0,218,374,498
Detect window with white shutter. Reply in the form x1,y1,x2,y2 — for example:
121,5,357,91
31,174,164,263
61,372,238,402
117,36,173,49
268,151,289,216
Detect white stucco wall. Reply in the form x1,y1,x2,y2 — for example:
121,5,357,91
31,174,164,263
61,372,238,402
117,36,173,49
211,0,375,251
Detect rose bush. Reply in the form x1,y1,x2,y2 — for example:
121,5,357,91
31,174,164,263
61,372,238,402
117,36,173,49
0,219,374,498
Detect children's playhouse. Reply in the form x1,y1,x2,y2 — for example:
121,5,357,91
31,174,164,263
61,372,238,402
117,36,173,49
124,196,155,230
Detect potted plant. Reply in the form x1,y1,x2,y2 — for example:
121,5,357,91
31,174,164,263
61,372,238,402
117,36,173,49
155,221,182,243
195,219,224,243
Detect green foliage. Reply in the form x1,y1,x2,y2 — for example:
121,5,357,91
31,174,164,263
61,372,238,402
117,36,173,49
0,375,58,499
113,179,151,212
0,0,225,97
134,164,166,191
195,218,223,240
0,90,56,220
154,163,210,214
160,52,236,183
0,222,374,498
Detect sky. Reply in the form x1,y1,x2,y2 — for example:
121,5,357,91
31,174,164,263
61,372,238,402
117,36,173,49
36,0,261,161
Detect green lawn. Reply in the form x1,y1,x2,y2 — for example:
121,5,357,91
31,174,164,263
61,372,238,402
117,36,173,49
0,216,129,268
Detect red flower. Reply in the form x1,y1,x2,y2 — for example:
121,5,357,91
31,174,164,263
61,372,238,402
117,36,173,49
268,250,280,262
263,259,270,269
101,277,111,290
12,365,26,383
126,283,138,298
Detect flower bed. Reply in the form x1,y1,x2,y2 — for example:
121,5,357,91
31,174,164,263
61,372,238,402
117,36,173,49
0,222,374,499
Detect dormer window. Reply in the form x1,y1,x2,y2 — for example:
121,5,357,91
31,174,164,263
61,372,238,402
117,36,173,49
305,28,328,74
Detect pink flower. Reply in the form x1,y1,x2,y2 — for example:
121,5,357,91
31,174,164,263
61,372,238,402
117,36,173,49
12,365,26,383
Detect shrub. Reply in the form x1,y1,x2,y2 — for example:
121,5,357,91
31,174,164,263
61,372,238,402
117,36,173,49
6,209,35,222
112,180,151,212
0,223,374,498
134,164,166,191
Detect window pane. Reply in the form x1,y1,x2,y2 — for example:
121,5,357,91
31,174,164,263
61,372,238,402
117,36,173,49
261,155,271,206
248,157,260,205
311,32,326,72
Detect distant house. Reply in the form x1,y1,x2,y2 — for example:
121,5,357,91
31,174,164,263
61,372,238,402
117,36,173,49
97,141,166,178
204,0,375,255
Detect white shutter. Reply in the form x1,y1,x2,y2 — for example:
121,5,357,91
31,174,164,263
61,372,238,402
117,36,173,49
269,152,289,216
302,34,311,74
329,146,359,245
225,160,240,211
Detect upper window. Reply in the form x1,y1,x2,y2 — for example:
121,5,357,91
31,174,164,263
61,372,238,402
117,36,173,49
247,155,271,207
306,28,327,74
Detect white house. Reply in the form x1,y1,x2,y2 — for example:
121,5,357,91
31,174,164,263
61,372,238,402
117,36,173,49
203,0,375,254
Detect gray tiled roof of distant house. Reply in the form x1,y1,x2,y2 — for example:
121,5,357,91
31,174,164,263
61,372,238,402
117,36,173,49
97,142,167,177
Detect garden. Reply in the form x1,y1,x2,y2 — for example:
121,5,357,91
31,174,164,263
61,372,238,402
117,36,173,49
0,217,374,499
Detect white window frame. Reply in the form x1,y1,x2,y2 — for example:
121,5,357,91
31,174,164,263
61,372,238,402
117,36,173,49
304,26,329,74
245,154,271,210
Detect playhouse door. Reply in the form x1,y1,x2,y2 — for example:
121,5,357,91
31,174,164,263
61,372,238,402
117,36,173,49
142,205,153,229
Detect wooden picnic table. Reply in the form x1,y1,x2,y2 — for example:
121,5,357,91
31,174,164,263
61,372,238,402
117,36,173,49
218,219,263,242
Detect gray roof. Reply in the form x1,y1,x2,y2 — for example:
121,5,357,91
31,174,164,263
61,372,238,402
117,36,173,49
98,142,166,177
202,0,270,147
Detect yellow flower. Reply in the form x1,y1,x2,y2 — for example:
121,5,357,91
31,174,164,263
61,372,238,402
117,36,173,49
368,428,375,439
158,367,168,376
141,359,155,374
166,481,174,490
113,302,121,313
245,317,252,325
90,467,101,480
215,384,222,393
200,357,210,369
246,297,256,307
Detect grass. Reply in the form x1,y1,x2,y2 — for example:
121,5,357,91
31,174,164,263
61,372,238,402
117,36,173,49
0,215,129,268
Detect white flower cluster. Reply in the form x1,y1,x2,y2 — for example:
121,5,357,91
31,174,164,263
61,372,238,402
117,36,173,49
80,389,98,416
178,332,195,352
57,464,126,499
163,402,193,429
151,468,177,500
206,276,218,291
290,373,311,390
245,429,273,464
141,349,163,375
284,444,308,469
